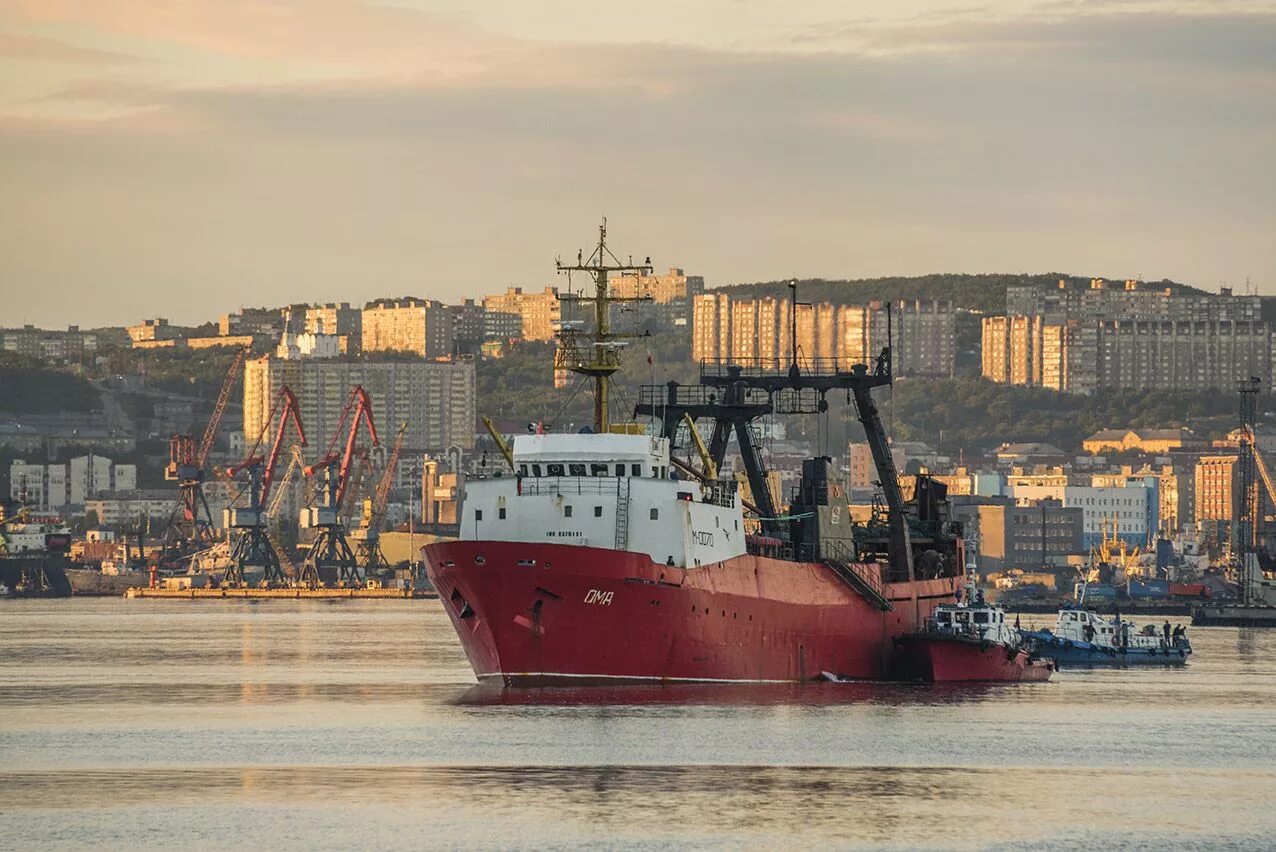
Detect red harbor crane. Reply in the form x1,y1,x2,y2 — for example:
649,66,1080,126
160,346,251,571
300,385,379,587
351,420,408,572
224,386,306,587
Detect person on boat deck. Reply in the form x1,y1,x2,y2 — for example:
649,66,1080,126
1163,621,1172,644
1083,623,1095,643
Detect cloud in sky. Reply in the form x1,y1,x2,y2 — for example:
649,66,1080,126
0,1,1272,326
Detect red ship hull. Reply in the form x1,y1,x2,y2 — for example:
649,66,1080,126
423,540,961,684
893,635,1055,682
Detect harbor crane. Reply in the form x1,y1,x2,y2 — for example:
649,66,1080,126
160,345,251,569
223,386,306,588
352,420,408,571
300,385,379,587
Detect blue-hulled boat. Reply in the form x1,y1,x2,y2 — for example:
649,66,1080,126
1020,607,1192,667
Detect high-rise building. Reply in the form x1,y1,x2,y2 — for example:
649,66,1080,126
693,295,954,376
243,356,476,455
1,325,97,363
1195,455,1238,526
1007,278,1262,323
983,316,1271,393
303,303,362,352
483,286,561,342
609,267,704,328
361,299,454,359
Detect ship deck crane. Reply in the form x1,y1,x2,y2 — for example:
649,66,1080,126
300,385,379,587
354,420,408,571
160,345,251,570
482,416,515,471
223,386,306,587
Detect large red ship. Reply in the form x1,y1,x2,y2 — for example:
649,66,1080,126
424,222,967,684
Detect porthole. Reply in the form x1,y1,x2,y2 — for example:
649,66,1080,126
474,555,486,565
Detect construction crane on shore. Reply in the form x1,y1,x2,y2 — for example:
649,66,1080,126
352,420,408,571
159,346,251,570
300,385,379,588
223,385,306,587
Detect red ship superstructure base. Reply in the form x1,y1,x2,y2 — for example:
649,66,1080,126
425,540,960,684
893,635,1055,683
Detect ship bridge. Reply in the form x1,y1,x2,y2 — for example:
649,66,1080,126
511,433,671,481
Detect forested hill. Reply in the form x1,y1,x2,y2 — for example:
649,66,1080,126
0,353,101,415
712,273,1205,314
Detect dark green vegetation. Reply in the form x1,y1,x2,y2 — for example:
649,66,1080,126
716,273,1204,315
478,341,1246,454
886,378,1244,453
478,332,699,428
0,353,101,414
94,345,248,401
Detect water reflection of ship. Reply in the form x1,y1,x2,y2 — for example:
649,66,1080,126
451,680,1000,708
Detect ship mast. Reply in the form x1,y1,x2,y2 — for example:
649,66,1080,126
555,218,652,433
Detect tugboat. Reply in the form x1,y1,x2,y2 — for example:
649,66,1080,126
1020,605,1191,666
893,581,1055,682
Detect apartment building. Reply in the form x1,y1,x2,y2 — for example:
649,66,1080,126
692,295,955,376
243,356,476,456
8,455,138,511
1194,454,1238,527
983,315,1271,393
609,267,704,327
361,298,454,359
483,286,561,342
1007,279,1262,323
1,325,98,363
986,280,1271,393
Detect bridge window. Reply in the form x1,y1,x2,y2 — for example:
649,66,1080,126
631,464,642,476
519,464,528,476
594,505,603,517
591,464,609,476
569,463,586,476
564,505,573,518
650,508,659,520
616,464,625,476
532,464,542,477
547,463,565,476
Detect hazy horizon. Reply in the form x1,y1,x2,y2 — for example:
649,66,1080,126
3,0,1273,328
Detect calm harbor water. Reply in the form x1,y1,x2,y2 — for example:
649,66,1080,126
2,599,1275,850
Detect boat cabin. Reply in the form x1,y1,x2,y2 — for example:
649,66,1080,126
462,432,746,569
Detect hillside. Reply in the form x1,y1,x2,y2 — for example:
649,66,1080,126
0,353,102,415
712,273,1205,314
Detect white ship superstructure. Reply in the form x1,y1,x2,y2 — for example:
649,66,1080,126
462,433,746,569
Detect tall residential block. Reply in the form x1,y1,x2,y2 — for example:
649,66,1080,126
609,267,704,327
983,316,1270,393
483,286,561,342
361,298,454,359
303,303,362,352
243,356,476,455
1007,278,1262,323
693,295,954,376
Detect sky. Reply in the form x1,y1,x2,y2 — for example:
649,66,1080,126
1,0,1273,328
